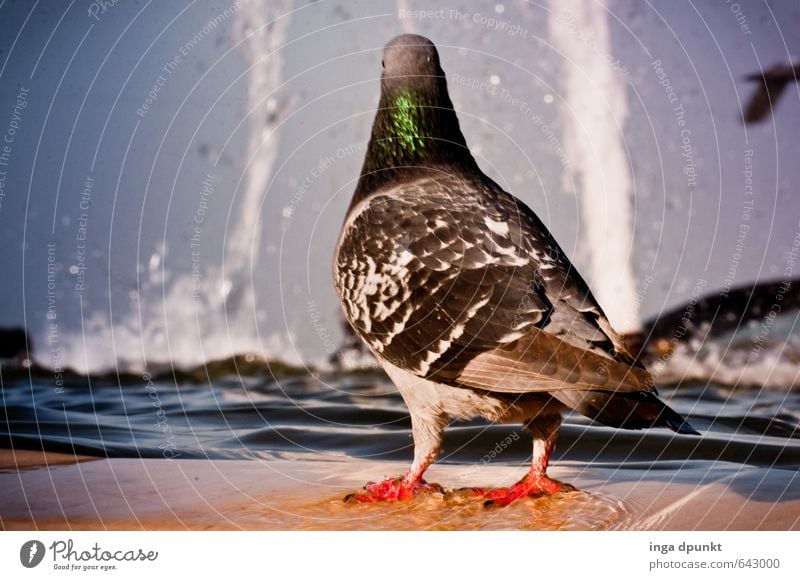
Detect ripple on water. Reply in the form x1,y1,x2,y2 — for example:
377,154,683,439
226,488,628,531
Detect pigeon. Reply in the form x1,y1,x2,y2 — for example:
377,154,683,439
743,59,800,124
333,34,698,507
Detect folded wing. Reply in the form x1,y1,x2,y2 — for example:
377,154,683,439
335,173,651,397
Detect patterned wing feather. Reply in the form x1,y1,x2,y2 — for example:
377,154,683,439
334,173,650,395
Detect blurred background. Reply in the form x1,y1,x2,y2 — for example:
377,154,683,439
0,0,798,384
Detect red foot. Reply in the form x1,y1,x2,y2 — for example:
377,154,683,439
468,474,575,507
344,476,444,503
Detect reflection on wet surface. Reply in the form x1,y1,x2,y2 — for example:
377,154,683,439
228,488,628,531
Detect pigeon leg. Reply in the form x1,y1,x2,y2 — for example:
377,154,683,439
344,412,446,503
471,414,575,507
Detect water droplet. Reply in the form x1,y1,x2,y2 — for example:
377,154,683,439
495,4,505,13
543,94,554,104
490,75,500,85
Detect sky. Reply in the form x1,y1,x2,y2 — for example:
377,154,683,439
0,0,798,373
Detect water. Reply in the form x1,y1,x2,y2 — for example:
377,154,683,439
230,487,629,531
2,317,800,530
5,263,800,530
550,0,640,333
2,355,797,467
39,0,296,376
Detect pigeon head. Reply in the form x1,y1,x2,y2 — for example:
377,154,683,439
352,35,478,206
381,34,442,82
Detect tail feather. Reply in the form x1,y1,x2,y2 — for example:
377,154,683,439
660,405,700,435
552,389,699,435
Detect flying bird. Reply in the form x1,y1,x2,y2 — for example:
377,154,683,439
743,59,800,124
334,34,698,507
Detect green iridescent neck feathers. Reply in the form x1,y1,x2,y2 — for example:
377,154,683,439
389,91,427,154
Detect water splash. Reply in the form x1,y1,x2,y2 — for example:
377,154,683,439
549,0,640,333
396,0,415,34
651,330,800,389
225,0,292,323
44,1,295,374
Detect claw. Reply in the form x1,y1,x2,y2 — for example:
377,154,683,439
467,475,576,508
344,476,444,503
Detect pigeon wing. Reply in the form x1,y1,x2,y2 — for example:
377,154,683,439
334,173,652,395
743,77,788,123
